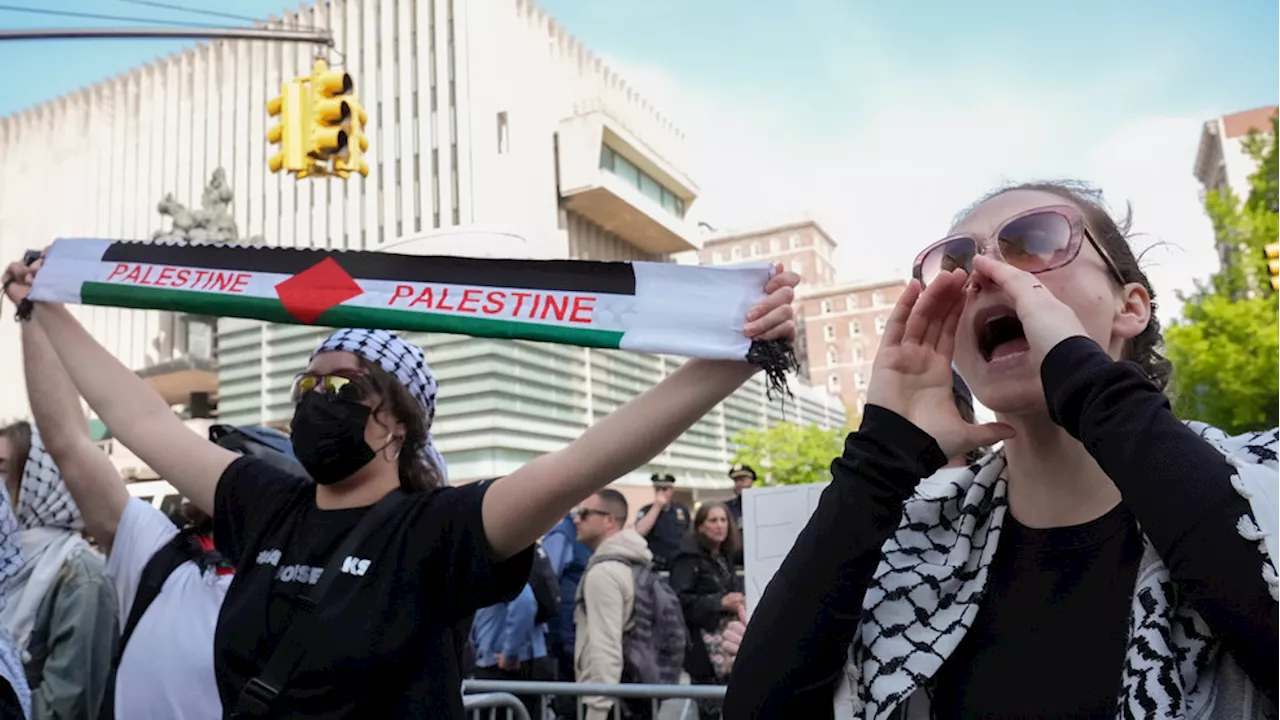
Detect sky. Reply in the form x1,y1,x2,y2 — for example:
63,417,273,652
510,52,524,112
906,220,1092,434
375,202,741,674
1,0,1277,323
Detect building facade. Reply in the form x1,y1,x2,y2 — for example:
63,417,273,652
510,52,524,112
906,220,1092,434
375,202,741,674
0,0,843,505
798,279,908,418
1193,106,1278,199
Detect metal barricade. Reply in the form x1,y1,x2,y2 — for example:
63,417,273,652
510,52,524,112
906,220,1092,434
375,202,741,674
463,679,726,720
463,692,534,720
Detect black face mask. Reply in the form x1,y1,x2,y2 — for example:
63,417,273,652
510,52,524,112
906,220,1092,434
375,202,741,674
290,391,376,485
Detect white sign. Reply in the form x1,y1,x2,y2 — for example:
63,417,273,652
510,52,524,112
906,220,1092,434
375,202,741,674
741,481,829,619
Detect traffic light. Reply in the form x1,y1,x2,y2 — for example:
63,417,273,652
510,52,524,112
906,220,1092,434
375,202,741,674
307,58,353,161
266,79,310,173
1266,242,1279,291
333,96,370,178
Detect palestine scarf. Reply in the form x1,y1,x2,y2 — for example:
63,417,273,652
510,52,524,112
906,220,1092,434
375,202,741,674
314,328,449,485
832,422,1279,720
28,238,798,396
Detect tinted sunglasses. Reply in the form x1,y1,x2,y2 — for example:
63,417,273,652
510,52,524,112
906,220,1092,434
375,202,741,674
289,373,370,404
912,205,1125,289
575,508,612,521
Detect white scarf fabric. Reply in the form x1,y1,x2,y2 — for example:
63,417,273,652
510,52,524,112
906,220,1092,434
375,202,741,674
833,422,1279,720
0,430,92,661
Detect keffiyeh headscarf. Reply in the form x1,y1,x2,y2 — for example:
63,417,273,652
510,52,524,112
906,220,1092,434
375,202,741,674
313,328,449,485
14,430,83,532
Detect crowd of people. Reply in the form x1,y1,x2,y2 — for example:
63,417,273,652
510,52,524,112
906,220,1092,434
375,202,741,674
0,179,1272,720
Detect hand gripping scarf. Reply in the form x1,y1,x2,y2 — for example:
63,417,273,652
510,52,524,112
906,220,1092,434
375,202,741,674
28,238,798,397
313,328,449,485
831,422,1279,720
0,485,32,719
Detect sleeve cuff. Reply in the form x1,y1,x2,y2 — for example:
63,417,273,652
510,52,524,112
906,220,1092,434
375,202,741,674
858,404,949,477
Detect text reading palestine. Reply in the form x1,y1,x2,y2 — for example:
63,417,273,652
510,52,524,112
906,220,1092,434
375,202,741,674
106,263,251,293
388,284,597,324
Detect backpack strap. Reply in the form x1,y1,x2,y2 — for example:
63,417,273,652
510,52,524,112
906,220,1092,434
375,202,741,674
99,529,207,720
231,488,406,719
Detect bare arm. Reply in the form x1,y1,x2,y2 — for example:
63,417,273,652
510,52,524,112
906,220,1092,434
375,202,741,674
21,320,129,546
31,303,235,514
485,359,758,558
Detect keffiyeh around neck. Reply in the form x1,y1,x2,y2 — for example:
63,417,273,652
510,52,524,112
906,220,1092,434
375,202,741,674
0,485,31,719
834,423,1279,720
313,328,449,485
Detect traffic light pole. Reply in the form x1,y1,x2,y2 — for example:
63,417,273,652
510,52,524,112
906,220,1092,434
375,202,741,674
0,27,333,45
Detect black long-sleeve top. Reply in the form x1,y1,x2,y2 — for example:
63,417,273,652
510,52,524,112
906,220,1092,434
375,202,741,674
724,336,1279,719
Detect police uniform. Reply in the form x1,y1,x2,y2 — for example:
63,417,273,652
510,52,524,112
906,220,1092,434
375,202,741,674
636,474,690,572
724,463,757,523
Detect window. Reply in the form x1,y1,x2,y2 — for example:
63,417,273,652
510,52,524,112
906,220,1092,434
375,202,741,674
789,234,799,249
845,296,856,311
770,238,780,252
856,397,866,414
820,300,832,314
872,290,885,306
852,344,864,362
875,316,887,334
731,246,742,260
823,324,835,341
855,372,867,388
496,111,509,154
827,374,841,392
750,242,761,256
792,259,804,275
850,320,861,335
826,347,837,365
599,145,686,218
714,251,724,263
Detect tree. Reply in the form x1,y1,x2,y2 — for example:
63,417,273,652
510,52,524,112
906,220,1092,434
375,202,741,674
1165,115,1279,434
730,421,846,486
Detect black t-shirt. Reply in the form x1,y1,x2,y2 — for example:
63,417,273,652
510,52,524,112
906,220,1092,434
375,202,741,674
932,503,1144,718
212,456,534,719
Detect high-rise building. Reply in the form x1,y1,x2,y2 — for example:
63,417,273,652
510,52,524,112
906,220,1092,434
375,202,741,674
1194,106,1278,199
0,0,843,512
797,279,908,418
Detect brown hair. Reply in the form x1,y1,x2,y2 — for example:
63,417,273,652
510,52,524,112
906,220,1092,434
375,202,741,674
967,180,1174,391
0,420,32,478
595,488,630,523
358,359,443,492
693,502,740,560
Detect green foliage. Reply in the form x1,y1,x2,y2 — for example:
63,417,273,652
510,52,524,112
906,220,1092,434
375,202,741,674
729,421,846,486
1165,113,1279,434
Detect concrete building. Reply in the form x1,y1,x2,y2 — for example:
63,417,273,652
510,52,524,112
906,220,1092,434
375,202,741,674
0,0,843,515
798,279,908,418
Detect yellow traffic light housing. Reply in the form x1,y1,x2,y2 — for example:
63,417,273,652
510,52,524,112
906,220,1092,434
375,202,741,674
333,96,371,178
307,58,353,161
266,79,310,173
1266,242,1279,291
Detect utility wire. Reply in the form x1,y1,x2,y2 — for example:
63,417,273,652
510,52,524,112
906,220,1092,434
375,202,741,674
113,0,306,29
0,4,226,28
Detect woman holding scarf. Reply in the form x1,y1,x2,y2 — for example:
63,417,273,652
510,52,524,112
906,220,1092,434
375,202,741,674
725,181,1277,719
3,258,798,720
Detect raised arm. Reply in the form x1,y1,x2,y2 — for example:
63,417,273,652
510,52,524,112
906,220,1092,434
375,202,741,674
482,269,800,559
21,320,129,546
2,254,238,516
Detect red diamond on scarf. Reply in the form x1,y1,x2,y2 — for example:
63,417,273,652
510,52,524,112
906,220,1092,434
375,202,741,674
275,257,363,324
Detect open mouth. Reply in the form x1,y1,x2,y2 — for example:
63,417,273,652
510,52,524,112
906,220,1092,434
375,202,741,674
977,313,1030,362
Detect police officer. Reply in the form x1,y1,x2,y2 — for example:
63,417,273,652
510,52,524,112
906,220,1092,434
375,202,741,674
723,463,756,524
634,473,691,572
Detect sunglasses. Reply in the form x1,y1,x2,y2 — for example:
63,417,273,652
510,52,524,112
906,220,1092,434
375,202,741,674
575,508,612,521
912,205,1125,289
289,373,370,404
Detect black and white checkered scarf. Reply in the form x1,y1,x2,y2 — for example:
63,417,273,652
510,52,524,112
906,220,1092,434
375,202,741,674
0,484,31,717
313,328,448,485
833,422,1279,720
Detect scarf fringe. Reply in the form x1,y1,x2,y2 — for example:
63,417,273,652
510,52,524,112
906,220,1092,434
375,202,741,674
746,339,798,401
